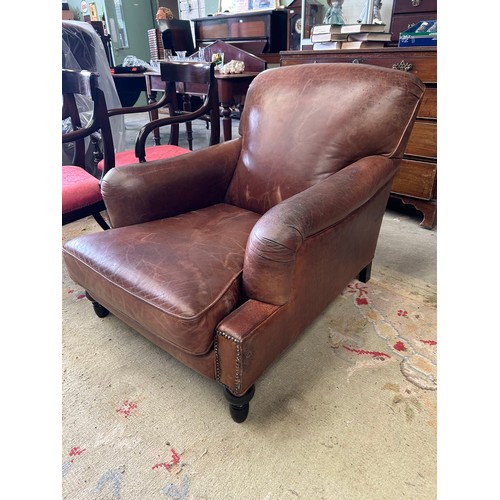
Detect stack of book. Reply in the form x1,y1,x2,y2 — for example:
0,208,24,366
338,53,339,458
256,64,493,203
148,28,165,61
311,23,391,51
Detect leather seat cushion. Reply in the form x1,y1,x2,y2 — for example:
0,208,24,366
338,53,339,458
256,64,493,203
63,203,260,355
62,165,102,213
97,144,190,171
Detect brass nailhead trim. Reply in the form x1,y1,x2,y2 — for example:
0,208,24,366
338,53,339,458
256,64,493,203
215,330,242,393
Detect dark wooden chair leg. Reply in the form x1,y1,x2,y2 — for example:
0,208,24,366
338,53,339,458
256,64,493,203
223,385,255,423
93,211,110,230
182,94,193,151
85,291,109,318
357,261,372,283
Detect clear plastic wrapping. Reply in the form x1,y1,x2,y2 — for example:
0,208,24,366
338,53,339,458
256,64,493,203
62,21,126,171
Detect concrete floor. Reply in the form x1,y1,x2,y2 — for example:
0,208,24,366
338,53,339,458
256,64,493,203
122,112,437,285
375,201,436,284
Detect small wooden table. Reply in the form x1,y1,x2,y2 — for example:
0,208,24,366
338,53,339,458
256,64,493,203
145,41,266,143
144,71,260,142
215,72,259,141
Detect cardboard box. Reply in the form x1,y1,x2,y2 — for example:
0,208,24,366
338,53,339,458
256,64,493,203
398,20,437,47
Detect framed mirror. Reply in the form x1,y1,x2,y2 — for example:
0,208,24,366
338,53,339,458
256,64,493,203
300,0,394,47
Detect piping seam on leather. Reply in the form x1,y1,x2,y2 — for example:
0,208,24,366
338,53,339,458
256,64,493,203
64,250,243,322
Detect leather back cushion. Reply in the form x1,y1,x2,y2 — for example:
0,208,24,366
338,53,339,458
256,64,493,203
225,63,424,214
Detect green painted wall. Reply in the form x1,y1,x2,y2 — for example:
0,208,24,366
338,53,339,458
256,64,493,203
65,1,156,66
204,0,218,15
66,0,107,21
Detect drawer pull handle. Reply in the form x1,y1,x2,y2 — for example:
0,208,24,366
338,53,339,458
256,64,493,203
411,0,420,6
392,60,413,72
351,58,363,64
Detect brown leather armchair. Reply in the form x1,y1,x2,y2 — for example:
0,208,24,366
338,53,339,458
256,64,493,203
63,64,424,422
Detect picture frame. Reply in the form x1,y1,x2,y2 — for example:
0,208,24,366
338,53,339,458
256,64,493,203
89,2,98,21
299,0,393,48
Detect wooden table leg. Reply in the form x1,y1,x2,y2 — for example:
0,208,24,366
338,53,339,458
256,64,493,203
216,74,258,142
221,104,232,141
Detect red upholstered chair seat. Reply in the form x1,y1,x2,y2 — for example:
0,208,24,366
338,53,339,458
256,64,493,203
97,144,190,171
62,165,103,214
62,68,112,229
95,61,220,170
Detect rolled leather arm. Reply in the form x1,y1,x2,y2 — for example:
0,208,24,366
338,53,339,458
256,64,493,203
101,139,241,228
243,155,398,304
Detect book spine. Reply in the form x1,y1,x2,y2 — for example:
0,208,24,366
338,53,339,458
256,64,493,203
313,42,342,50
340,24,387,34
311,34,347,43
311,25,333,35
311,24,343,35
341,41,385,49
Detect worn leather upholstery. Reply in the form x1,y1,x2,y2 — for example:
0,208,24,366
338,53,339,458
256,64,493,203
63,64,424,405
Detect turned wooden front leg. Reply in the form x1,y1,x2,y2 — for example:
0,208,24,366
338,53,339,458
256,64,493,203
223,385,255,423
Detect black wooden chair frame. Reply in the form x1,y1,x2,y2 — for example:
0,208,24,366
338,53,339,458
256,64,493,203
62,68,115,229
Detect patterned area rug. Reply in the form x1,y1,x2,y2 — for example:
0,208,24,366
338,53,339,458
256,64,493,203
62,217,437,499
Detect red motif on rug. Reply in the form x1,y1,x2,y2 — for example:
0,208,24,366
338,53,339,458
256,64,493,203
152,449,181,471
342,346,390,360
346,282,369,305
115,400,138,418
68,446,86,462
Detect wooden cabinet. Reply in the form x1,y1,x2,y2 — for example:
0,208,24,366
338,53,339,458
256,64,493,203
280,47,437,228
192,9,288,56
390,0,437,44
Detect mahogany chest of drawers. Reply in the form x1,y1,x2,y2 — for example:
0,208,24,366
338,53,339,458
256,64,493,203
280,47,437,228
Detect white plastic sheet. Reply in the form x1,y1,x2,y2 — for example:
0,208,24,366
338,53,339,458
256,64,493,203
62,21,126,170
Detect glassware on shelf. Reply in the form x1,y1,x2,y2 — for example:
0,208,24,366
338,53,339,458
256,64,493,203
149,59,160,72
